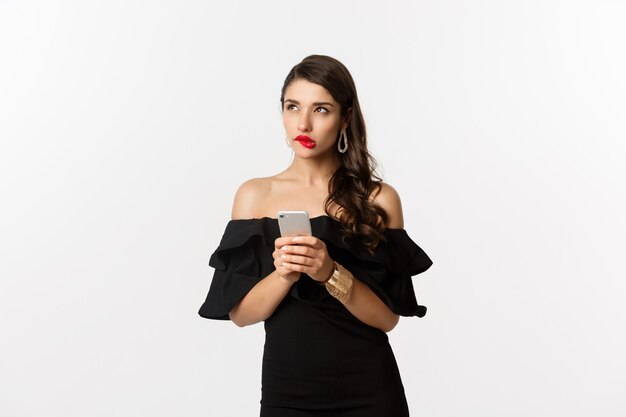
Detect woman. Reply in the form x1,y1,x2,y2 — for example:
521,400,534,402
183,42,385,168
199,54,433,417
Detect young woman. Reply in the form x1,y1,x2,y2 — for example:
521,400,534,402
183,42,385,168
199,54,433,417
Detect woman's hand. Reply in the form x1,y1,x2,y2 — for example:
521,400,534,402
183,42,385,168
273,237,302,284
278,236,335,283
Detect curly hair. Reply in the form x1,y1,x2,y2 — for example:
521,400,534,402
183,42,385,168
279,54,388,253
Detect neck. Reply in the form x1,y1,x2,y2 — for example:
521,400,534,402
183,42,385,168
286,154,340,187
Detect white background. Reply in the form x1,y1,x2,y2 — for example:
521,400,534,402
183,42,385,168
1,1,625,416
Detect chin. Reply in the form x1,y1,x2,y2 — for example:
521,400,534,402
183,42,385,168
293,151,317,159
294,149,333,159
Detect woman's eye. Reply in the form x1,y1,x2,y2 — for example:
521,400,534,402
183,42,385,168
315,107,329,113
286,104,297,110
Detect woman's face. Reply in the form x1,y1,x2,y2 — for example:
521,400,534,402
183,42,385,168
282,79,346,157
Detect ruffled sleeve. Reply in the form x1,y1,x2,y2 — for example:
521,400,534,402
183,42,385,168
320,224,434,317
198,216,433,321
197,219,277,320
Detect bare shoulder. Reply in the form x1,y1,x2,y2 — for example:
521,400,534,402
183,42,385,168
231,177,271,220
371,182,405,229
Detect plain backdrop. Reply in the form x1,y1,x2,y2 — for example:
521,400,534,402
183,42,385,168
1,1,625,416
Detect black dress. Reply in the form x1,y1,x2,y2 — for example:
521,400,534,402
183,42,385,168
198,215,433,417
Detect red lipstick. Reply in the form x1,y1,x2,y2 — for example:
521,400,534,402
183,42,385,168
294,135,316,149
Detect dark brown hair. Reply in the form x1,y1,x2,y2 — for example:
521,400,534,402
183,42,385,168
279,54,388,252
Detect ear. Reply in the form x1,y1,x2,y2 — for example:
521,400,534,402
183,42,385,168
342,107,353,130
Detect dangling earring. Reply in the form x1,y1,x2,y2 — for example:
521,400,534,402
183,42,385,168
337,129,349,153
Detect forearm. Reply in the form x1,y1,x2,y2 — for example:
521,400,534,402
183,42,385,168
275,235,400,332
341,277,400,332
229,270,295,327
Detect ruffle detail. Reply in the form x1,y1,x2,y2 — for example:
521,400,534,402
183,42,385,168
208,217,279,271
198,219,279,320
198,216,433,320
312,218,433,317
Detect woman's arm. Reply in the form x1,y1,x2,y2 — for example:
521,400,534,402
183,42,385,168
227,179,301,327
282,237,400,333
343,277,400,332
228,269,296,327
282,183,406,333
350,182,404,331
227,180,406,330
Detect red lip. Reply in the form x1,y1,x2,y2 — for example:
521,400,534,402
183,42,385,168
294,135,316,149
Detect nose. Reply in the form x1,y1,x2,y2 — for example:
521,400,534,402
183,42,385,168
298,112,312,132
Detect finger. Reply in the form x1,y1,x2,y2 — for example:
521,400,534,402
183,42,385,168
275,237,294,248
274,256,291,270
280,253,312,267
280,262,303,274
280,245,314,257
291,236,325,249
280,261,307,273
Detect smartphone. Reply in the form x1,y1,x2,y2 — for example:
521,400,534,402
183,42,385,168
277,210,312,237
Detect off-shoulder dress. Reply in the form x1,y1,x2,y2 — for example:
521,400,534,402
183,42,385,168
198,215,433,417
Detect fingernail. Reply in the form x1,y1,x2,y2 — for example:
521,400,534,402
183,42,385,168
282,246,288,250
280,254,286,259
292,237,301,242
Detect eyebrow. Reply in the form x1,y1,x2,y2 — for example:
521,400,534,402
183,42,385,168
284,99,334,107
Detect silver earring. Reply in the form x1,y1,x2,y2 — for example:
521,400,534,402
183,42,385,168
337,129,349,153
